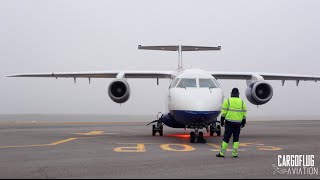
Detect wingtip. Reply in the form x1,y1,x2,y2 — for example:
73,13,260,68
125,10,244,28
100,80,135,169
6,74,21,77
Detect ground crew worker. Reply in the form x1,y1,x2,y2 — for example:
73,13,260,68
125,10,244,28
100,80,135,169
216,88,247,158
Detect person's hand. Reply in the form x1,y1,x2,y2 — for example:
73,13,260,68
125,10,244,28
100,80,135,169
241,118,246,128
220,117,225,127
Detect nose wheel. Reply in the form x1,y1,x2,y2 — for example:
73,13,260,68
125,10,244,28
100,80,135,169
190,129,206,143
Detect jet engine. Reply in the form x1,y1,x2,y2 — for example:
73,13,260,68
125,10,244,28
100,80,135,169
108,79,130,103
245,81,273,105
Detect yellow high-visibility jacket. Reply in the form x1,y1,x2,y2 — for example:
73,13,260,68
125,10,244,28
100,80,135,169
221,97,247,123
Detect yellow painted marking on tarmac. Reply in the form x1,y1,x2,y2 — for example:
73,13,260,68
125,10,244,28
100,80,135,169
207,143,282,151
49,138,77,145
113,144,146,152
207,143,245,152
207,143,221,149
0,144,51,149
239,143,265,147
116,143,157,145
72,131,104,135
160,144,195,152
257,146,283,151
0,138,77,149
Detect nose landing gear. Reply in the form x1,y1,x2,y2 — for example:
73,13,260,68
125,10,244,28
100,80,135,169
190,128,206,143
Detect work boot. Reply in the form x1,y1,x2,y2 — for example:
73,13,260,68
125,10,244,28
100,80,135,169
216,153,225,158
232,141,239,158
216,141,228,158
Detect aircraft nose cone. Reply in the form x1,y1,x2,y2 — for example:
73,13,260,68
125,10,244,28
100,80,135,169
169,88,223,112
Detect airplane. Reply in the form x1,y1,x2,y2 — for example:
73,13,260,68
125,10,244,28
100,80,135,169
7,42,320,143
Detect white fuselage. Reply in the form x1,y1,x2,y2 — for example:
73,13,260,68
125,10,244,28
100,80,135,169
166,69,224,125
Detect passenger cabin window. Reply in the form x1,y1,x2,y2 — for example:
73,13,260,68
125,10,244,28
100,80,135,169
169,78,180,89
199,79,217,88
177,78,197,88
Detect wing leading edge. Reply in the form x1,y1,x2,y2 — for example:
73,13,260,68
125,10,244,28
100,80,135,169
210,71,320,83
9,70,320,83
7,71,174,79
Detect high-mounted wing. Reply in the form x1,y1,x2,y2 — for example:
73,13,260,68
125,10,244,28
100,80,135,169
210,71,320,82
7,70,175,104
7,71,174,79
210,71,320,105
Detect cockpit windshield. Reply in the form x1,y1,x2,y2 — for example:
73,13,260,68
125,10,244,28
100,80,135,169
199,79,218,88
177,78,197,88
170,78,220,89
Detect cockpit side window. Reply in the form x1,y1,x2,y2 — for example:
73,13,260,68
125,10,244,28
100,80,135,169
169,78,180,89
212,78,220,87
177,78,197,88
199,79,217,88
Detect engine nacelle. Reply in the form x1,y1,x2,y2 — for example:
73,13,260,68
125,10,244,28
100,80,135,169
108,79,130,103
245,81,273,105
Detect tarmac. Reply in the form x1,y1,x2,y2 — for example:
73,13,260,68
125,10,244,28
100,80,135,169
0,120,319,179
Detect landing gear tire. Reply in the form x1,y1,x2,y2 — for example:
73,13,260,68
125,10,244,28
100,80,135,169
197,132,207,143
152,124,163,136
210,123,222,137
217,125,221,137
210,125,214,136
190,132,195,143
159,125,163,136
152,125,156,136
199,132,204,140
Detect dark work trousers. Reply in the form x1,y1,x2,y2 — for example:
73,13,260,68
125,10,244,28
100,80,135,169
223,121,242,143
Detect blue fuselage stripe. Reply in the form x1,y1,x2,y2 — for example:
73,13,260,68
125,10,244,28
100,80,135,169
170,110,221,125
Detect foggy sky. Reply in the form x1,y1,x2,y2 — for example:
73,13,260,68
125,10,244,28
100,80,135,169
1,0,320,120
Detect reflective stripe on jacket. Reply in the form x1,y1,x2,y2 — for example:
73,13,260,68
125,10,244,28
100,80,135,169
221,97,247,123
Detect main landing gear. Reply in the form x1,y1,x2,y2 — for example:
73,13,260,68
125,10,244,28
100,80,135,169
152,123,163,136
209,122,221,137
148,112,164,136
